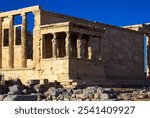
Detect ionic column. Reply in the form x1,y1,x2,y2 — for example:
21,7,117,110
8,16,14,68
65,32,71,57
77,34,82,58
21,13,27,68
52,33,57,58
0,18,2,68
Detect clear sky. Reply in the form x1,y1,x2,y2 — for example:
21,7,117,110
0,0,150,26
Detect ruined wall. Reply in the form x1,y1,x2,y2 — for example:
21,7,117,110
102,28,144,79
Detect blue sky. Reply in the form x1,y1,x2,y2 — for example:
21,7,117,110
0,0,150,26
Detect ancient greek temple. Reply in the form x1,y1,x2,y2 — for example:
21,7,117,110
0,5,150,87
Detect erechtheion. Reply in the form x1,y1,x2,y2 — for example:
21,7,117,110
0,5,150,87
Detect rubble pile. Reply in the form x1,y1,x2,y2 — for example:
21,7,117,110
0,79,150,101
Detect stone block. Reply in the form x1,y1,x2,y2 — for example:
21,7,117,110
97,87,103,94
86,93,94,100
83,87,96,95
73,89,83,94
62,91,71,99
66,88,73,95
56,88,63,94
8,85,24,94
46,87,59,97
22,89,32,95
57,94,64,100
71,94,76,98
100,93,109,101
94,93,100,99
3,95,38,101
147,92,150,98
76,94,85,99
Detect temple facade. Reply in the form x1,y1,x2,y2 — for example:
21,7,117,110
0,6,149,87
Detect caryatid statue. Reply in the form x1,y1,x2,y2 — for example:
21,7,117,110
77,35,82,58
52,34,57,58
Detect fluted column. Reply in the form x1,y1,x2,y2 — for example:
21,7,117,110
8,16,14,68
52,33,57,58
77,34,82,58
0,18,2,68
21,13,27,68
65,32,71,57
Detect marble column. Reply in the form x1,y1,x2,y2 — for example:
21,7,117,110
8,16,14,68
0,18,2,68
65,32,71,57
33,10,41,69
21,13,27,68
77,34,82,58
52,33,57,58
